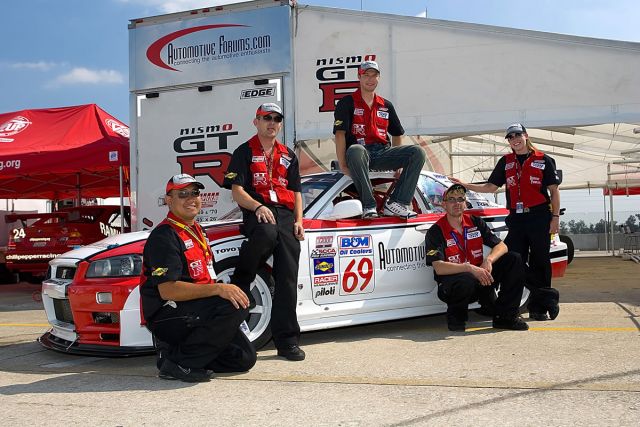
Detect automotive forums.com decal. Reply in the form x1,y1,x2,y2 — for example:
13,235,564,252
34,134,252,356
147,24,274,72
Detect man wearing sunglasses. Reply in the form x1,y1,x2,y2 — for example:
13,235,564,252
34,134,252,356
424,183,529,332
141,173,256,382
333,60,425,219
451,123,561,322
223,103,306,361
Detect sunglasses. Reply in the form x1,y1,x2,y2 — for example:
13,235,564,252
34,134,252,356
259,115,283,123
173,189,201,199
506,132,523,140
445,197,467,203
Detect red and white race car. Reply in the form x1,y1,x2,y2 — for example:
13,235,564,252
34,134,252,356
39,171,568,355
5,206,130,282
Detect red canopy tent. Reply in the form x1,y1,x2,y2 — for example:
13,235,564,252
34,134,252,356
0,104,130,200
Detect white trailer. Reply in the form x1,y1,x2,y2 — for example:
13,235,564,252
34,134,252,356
129,0,640,229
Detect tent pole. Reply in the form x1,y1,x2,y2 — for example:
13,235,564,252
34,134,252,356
603,190,608,253
609,185,615,255
76,173,81,207
119,165,125,233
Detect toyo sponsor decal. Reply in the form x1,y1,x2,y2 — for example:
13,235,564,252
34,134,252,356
313,257,335,275
173,122,238,187
378,242,426,272
105,118,130,138
315,54,377,112
338,234,373,257
0,116,31,142
146,25,272,72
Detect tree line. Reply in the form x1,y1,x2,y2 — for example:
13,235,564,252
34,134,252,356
560,214,640,234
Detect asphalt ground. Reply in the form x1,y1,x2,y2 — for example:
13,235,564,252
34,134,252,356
0,256,639,426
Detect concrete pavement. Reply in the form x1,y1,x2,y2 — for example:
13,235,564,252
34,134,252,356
0,257,639,426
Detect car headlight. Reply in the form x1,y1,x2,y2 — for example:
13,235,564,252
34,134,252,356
86,254,142,278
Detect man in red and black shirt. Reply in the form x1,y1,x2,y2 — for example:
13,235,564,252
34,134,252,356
142,174,256,382
424,184,528,332
333,60,425,219
223,103,306,361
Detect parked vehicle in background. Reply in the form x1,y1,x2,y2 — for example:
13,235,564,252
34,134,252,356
5,206,130,282
38,172,568,356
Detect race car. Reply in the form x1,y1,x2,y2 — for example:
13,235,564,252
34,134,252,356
39,171,568,355
5,206,130,282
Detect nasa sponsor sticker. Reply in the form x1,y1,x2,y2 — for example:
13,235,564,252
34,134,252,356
313,257,335,274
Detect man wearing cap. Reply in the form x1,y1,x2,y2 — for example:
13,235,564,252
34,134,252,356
141,173,256,382
451,123,561,322
424,183,529,332
223,103,306,361
333,60,425,219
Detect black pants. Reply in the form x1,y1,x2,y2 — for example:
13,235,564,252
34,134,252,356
437,251,525,322
505,211,560,313
148,296,256,372
231,205,301,349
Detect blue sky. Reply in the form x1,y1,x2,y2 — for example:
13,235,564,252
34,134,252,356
1,0,639,218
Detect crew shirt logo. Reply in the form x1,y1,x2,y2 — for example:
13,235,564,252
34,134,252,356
505,162,515,170
354,108,364,116
376,110,389,119
189,259,204,277
531,161,546,170
252,155,266,163
353,124,365,135
253,172,267,185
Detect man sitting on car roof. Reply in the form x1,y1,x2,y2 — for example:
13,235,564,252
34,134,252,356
424,183,529,332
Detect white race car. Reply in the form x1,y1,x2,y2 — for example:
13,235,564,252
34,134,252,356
40,171,568,355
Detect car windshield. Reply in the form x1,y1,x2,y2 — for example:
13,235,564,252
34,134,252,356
300,174,341,212
216,173,340,221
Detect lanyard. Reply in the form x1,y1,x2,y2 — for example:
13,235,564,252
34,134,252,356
166,217,210,259
263,145,275,190
450,228,467,263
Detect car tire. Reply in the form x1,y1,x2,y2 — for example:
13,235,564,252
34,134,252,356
214,258,275,349
559,235,574,264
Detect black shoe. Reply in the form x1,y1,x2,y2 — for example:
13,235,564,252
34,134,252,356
158,359,212,382
493,316,529,331
277,345,306,361
529,311,550,321
548,304,560,320
447,321,466,332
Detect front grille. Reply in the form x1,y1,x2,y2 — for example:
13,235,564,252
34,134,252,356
56,267,76,279
53,299,74,324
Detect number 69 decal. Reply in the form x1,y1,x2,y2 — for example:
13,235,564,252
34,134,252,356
341,257,375,295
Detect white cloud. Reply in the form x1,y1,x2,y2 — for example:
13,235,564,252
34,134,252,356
10,61,59,71
119,0,248,14
52,67,124,86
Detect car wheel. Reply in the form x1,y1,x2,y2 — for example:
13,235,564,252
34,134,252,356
214,258,274,349
559,235,574,264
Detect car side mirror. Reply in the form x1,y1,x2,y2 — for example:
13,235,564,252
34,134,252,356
317,199,363,220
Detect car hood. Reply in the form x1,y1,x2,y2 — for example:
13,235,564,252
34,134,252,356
54,230,150,261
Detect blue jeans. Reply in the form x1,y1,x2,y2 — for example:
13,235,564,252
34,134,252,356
345,143,425,209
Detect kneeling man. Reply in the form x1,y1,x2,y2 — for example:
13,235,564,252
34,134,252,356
425,184,529,332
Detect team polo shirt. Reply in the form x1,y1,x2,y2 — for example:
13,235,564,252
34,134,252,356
424,215,500,282
223,138,301,215
332,90,404,148
488,152,560,210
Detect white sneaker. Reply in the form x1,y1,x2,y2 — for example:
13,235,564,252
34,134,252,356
362,207,379,219
384,200,417,219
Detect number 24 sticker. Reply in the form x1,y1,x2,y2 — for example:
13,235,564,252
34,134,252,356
341,257,374,295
